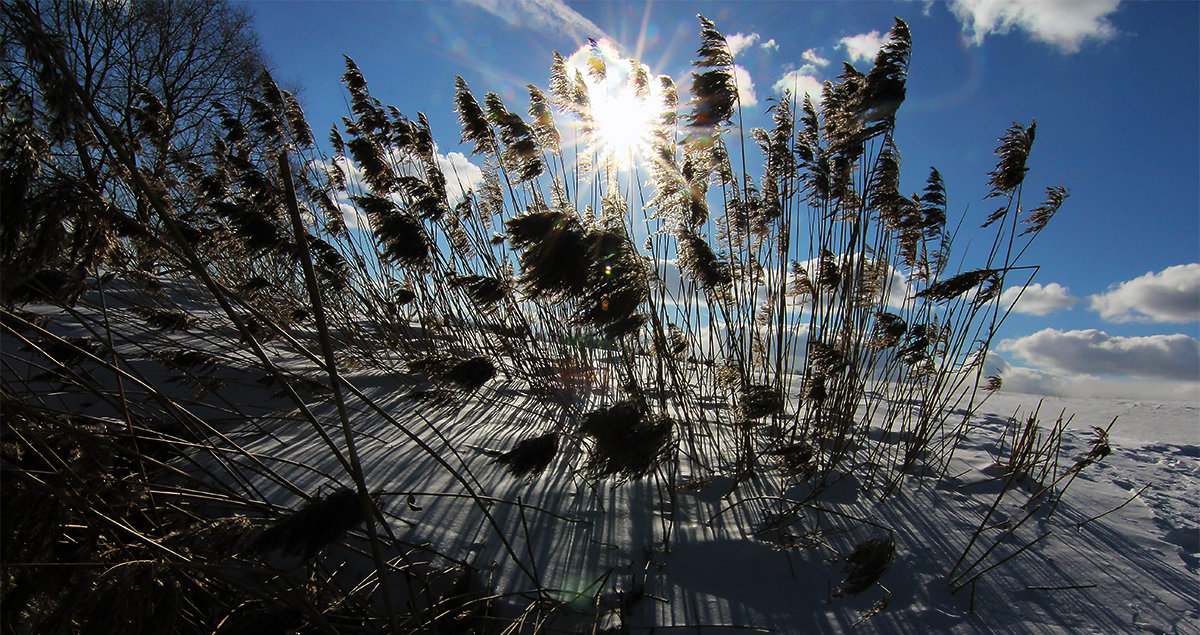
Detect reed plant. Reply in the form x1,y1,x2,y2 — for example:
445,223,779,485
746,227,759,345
2,4,1087,631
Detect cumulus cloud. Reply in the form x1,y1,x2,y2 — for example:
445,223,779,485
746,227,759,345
726,33,778,57
726,32,761,57
998,328,1200,381
436,151,486,204
802,48,831,67
459,0,609,42
998,282,1078,316
986,352,1199,402
773,70,824,102
337,201,369,231
1089,264,1200,323
733,65,758,107
837,31,887,64
947,0,1120,53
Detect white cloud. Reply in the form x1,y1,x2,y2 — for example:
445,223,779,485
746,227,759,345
726,33,779,57
802,48,830,67
437,151,485,205
726,32,760,57
337,200,369,231
837,30,887,64
733,65,758,107
987,354,1200,402
998,282,1078,315
325,150,483,209
1089,264,1200,323
459,0,609,42
948,0,1120,53
772,71,824,103
998,328,1200,381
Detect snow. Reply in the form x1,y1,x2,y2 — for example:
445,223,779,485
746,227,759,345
195,363,1199,633
5,300,1197,632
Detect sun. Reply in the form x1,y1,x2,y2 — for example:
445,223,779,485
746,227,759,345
590,86,658,164
567,40,665,169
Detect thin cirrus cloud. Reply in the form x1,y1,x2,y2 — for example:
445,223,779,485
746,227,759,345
1089,264,1200,324
947,0,1120,53
998,282,1078,316
458,0,610,43
998,328,1200,382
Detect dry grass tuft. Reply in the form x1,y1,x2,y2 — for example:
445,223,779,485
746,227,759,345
580,401,672,481
835,537,895,597
493,433,559,481
252,488,368,559
443,356,497,391
738,384,784,421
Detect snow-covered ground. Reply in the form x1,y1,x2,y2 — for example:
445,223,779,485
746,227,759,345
4,299,1196,632
203,366,1199,633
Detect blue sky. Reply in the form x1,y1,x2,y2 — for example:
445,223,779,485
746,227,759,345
243,0,1199,401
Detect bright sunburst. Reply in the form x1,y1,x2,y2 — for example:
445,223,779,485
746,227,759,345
568,40,664,169
590,86,658,164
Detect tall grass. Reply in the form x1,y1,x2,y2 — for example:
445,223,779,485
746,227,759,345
2,6,1076,631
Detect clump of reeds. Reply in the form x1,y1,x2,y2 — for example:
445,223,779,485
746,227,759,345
835,537,895,597
738,384,784,421
166,516,260,559
408,353,496,396
1033,420,1114,517
769,442,817,480
506,210,592,300
493,432,558,481
580,401,672,481
4,6,1082,629
444,355,497,391
450,274,509,308
252,488,368,559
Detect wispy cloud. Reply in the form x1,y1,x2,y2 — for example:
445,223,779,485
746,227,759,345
837,30,887,64
998,282,1078,315
1089,264,1200,323
458,0,609,42
947,0,1120,53
998,328,1200,381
